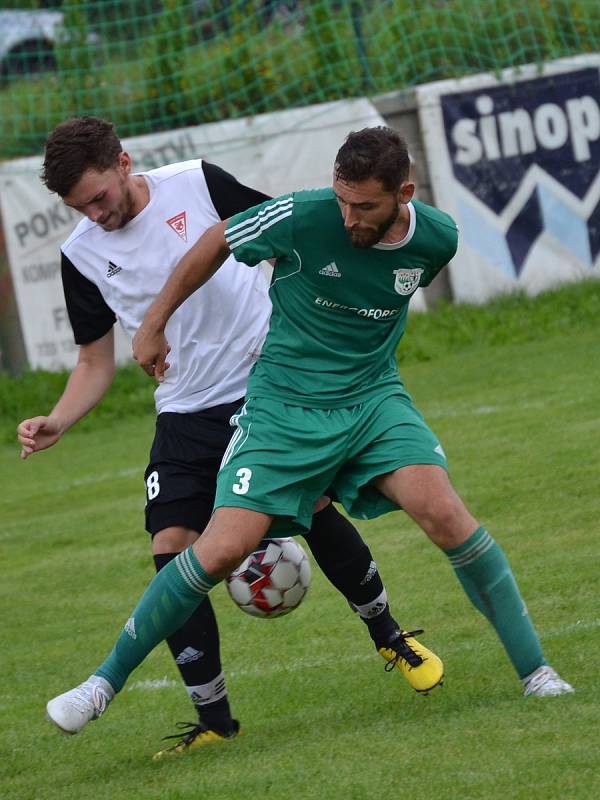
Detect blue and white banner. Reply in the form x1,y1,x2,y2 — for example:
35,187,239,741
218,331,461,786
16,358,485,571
417,55,600,302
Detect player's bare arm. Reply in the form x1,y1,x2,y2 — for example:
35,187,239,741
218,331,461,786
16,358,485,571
132,220,231,381
17,330,115,459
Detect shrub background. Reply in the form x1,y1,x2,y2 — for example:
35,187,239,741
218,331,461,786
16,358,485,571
1,0,599,160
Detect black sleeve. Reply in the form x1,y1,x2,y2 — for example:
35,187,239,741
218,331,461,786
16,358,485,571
61,252,116,345
202,161,272,220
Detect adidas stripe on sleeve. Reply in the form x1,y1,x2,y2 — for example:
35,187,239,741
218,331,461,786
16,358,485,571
224,194,294,266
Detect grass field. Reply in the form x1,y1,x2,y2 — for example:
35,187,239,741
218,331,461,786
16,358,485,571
1,284,599,799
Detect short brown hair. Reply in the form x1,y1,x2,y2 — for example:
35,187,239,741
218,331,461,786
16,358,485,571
334,126,410,193
41,116,122,196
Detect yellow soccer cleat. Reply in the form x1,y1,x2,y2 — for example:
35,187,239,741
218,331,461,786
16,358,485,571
378,629,444,695
152,720,240,760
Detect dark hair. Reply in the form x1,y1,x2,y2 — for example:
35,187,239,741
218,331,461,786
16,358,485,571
334,126,410,193
41,116,122,196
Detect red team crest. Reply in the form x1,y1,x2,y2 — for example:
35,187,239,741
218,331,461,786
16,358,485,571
166,211,187,241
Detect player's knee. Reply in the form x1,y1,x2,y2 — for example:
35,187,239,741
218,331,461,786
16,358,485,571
194,534,254,579
414,495,470,544
223,537,250,568
151,526,198,554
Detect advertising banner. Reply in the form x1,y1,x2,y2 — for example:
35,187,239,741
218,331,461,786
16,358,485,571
1,97,413,371
417,55,600,302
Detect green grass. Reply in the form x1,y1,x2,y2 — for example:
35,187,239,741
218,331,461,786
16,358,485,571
1,282,600,798
0,363,155,445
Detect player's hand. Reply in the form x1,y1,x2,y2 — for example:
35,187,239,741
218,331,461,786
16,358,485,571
132,323,171,383
17,416,63,459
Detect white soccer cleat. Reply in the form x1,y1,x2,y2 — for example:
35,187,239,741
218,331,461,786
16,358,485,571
46,675,114,734
522,665,574,698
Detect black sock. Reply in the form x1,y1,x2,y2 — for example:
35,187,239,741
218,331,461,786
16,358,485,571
303,504,400,648
154,553,234,730
196,697,238,734
358,603,400,649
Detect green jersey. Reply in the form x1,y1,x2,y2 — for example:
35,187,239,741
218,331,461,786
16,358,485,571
225,188,458,407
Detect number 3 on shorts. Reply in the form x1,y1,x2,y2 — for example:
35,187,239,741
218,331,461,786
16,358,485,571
232,467,253,495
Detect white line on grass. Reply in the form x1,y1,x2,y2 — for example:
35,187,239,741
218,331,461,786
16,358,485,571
126,618,600,692
127,677,178,691
424,395,582,421
545,618,600,636
57,466,140,491
425,400,546,420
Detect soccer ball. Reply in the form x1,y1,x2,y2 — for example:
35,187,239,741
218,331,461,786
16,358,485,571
226,537,311,618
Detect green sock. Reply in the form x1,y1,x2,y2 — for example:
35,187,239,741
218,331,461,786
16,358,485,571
446,526,546,679
95,547,218,692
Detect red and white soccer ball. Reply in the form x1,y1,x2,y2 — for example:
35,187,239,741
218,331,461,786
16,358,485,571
226,537,311,618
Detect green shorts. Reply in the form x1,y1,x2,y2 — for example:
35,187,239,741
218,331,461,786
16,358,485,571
214,390,447,535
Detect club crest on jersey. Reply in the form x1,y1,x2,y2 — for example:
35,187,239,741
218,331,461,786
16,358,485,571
393,268,423,295
166,211,187,242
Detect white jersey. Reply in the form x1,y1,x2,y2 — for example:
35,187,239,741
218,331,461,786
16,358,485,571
61,160,272,414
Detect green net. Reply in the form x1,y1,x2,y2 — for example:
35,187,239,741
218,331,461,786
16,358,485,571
0,0,599,160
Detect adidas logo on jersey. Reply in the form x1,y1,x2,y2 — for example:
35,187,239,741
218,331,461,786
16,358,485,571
107,260,122,278
175,647,204,665
318,261,341,277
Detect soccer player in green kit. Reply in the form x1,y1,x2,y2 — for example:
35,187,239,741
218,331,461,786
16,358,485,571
47,126,573,736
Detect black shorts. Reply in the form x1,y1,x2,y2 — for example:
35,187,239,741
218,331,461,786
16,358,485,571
144,399,244,535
